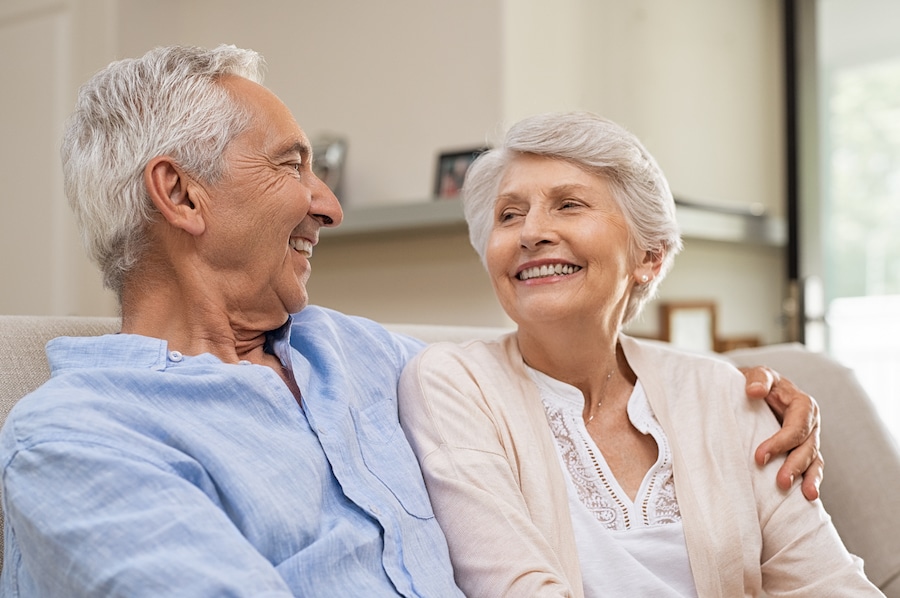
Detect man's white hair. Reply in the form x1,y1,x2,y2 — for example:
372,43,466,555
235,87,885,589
61,44,266,298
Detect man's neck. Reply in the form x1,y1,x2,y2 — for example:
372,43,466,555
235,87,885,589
121,282,287,365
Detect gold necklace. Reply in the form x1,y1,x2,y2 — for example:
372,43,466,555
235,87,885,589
585,368,615,424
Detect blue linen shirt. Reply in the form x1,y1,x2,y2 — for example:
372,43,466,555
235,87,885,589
0,306,463,597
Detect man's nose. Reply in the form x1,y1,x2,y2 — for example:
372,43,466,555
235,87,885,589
310,175,343,227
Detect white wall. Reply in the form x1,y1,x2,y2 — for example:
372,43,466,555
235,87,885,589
0,0,118,317
115,0,504,209
0,0,788,344
498,0,787,342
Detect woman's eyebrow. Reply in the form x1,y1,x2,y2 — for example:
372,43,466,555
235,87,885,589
498,183,592,200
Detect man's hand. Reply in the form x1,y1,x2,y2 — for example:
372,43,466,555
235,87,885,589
740,366,823,501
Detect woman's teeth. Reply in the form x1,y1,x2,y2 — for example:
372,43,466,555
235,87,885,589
517,264,581,281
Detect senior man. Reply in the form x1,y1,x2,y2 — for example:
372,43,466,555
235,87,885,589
0,45,821,596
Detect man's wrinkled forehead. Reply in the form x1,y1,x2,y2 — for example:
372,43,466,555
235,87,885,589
220,75,311,158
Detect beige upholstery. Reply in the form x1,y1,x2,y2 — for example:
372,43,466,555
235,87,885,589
1,315,898,595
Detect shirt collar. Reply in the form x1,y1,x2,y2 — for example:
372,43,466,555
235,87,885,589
264,315,294,368
44,322,299,374
47,333,173,372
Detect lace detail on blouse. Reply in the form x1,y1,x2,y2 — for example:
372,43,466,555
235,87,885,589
531,372,681,531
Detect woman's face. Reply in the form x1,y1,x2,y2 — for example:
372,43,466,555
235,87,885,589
485,154,649,332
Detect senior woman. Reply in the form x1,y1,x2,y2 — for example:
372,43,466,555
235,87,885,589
398,112,880,597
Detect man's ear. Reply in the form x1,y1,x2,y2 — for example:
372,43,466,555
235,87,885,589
144,156,206,236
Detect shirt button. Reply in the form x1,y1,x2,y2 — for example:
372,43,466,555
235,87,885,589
168,350,183,362
238,360,252,365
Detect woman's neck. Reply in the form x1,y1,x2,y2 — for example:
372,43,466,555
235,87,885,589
516,318,623,396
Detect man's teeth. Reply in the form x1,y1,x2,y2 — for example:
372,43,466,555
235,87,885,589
517,264,581,281
289,238,313,258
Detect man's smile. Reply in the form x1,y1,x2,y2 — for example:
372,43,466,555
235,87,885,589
289,237,313,258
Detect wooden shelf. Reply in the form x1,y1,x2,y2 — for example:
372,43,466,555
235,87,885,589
322,198,786,247
674,201,786,246
321,200,467,239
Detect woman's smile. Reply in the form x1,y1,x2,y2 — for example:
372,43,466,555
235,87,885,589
516,262,583,281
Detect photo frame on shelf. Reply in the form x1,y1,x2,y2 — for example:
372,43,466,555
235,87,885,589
311,135,348,200
715,335,761,353
434,147,486,199
660,301,717,353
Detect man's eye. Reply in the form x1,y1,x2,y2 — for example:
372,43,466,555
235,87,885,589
290,163,302,172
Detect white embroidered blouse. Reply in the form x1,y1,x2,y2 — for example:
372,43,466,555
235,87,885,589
527,367,698,597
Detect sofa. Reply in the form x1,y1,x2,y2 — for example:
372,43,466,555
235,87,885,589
1,314,898,595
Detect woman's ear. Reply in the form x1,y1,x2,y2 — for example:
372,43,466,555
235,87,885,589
633,246,666,284
144,156,206,236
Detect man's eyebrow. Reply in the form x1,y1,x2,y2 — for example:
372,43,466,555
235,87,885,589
273,141,311,162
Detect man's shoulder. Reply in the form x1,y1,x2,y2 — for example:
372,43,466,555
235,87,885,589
291,305,425,352
0,367,143,468
12,334,165,417
292,305,384,332
290,306,425,368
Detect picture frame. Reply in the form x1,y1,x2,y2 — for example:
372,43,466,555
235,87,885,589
434,147,486,199
311,135,347,200
659,301,717,353
714,335,761,353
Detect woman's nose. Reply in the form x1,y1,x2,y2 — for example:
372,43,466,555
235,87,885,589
519,210,556,249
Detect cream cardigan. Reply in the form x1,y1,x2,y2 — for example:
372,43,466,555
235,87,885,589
398,333,880,597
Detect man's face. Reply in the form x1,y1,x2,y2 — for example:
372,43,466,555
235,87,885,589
194,76,342,326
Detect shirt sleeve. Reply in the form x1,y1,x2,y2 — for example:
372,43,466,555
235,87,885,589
2,437,294,597
398,344,583,598
743,406,884,595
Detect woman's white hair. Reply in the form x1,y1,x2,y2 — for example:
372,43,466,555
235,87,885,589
462,111,683,325
60,44,266,299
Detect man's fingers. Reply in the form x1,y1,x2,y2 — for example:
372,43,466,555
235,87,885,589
777,439,816,489
739,366,777,399
773,429,822,500
744,367,823,503
800,455,824,501
756,399,816,465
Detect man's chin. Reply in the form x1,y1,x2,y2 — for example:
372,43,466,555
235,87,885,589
284,298,309,314
281,275,310,315
285,294,309,315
